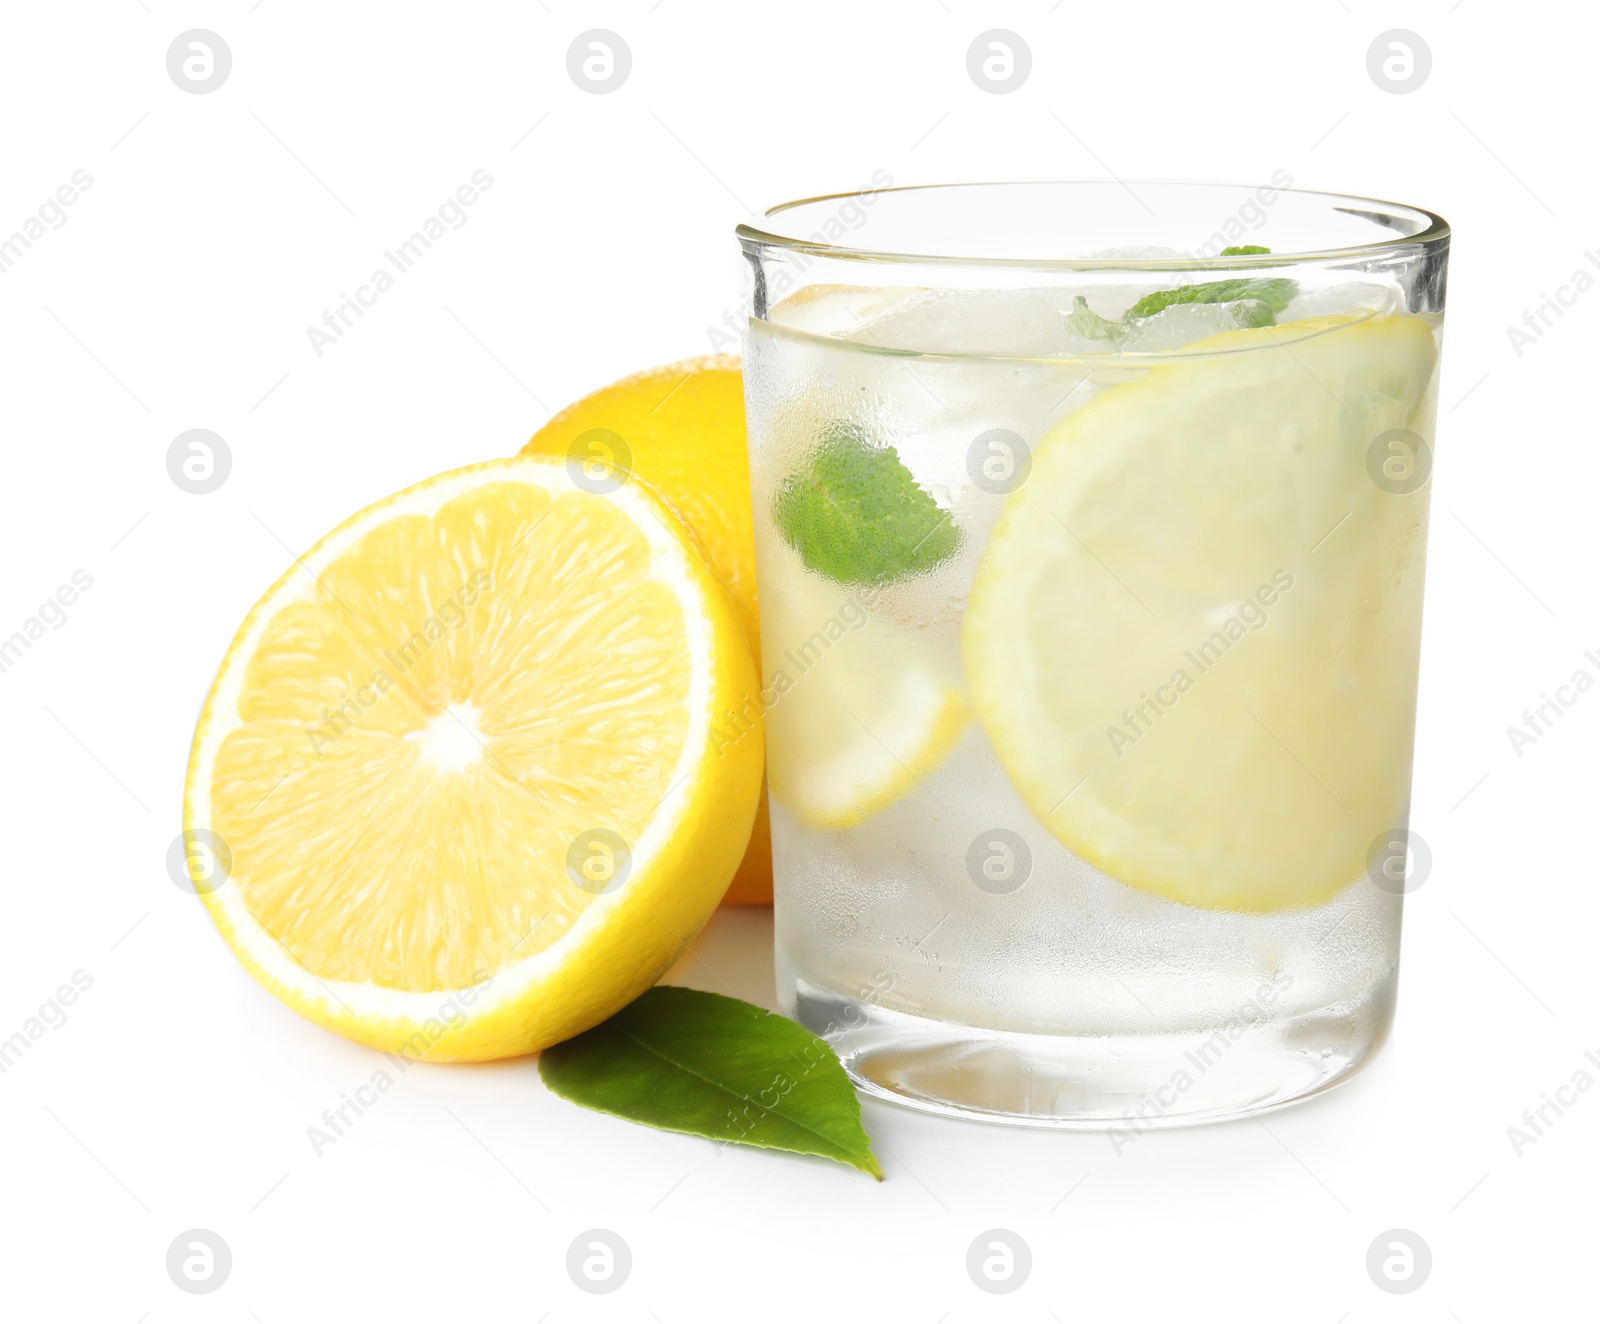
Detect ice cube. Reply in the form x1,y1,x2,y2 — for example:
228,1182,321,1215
769,285,922,338
1280,281,1404,321
1116,299,1275,351
842,288,1078,358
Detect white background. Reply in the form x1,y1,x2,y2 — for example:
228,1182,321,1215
0,1,1594,1319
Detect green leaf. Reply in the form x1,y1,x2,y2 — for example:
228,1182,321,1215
1064,255,1298,346
1125,275,1299,321
1066,294,1126,341
538,986,883,1179
773,424,961,586
1223,298,1279,328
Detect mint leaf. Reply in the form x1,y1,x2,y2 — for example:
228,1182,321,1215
1066,252,1298,344
1222,298,1278,328
773,425,961,586
1067,294,1125,341
538,986,883,1179
1125,276,1299,321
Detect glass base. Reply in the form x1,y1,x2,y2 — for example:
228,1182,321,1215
791,971,1396,1131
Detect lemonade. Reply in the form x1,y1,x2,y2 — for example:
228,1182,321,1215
738,183,1448,1125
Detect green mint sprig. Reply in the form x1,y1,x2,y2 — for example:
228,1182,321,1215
1069,247,1299,345
1123,276,1298,321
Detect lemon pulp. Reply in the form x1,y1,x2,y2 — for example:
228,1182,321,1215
758,532,966,831
522,356,777,904
964,314,1440,912
186,457,762,1057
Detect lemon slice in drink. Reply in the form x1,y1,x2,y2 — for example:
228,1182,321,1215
759,537,965,830
965,314,1439,911
183,457,762,1059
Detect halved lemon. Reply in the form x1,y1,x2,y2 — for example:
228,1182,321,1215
758,535,965,830
522,356,775,905
183,457,763,1059
523,356,759,652
965,314,1439,911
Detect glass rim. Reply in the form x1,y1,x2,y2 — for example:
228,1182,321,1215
736,179,1451,271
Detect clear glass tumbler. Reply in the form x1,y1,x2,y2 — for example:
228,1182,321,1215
737,182,1448,1128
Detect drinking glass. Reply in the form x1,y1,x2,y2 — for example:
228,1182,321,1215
737,181,1448,1127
